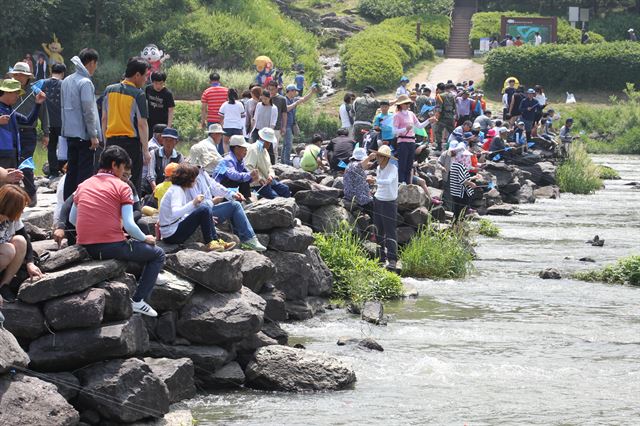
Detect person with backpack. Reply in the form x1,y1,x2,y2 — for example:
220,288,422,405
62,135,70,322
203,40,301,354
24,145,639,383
434,83,457,151
352,86,381,145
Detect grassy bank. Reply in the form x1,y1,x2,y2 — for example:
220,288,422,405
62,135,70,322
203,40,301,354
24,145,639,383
574,255,640,286
400,224,474,279
314,222,404,305
556,144,603,194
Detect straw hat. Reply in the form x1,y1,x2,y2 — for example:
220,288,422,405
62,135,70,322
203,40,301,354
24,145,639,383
374,145,398,160
395,94,412,105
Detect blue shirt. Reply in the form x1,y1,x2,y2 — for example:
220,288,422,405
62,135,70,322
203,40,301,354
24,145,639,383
218,151,252,183
285,96,299,129
374,112,394,141
0,101,40,158
295,74,305,90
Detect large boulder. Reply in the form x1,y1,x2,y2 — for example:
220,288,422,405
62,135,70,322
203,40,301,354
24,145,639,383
240,251,276,294
245,198,298,231
272,164,314,181
397,184,427,211
177,287,266,345
520,162,556,186
207,361,245,388
263,251,310,300
294,185,341,207
484,162,516,187
0,374,79,425
403,207,430,228
305,246,333,297
97,280,133,322
39,245,89,272
166,249,243,293
75,358,170,423
311,204,352,232
0,327,30,373
260,286,287,322
18,259,125,304
143,357,196,404
534,185,560,199
1,301,46,341
516,180,536,204
43,288,106,331
148,271,195,312
268,225,315,253
28,316,149,371
22,208,53,230
245,345,356,392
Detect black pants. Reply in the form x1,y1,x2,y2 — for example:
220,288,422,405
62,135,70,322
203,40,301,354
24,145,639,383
64,137,98,200
452,194,470,223
107,137,143,193
373,198,398,262
220,177,252,200
18,128,37,199
47,126,65,176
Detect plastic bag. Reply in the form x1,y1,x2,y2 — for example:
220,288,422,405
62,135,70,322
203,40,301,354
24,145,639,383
566,92,576,104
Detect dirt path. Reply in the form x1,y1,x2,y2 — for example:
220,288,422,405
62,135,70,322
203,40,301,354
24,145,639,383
411,58,484,88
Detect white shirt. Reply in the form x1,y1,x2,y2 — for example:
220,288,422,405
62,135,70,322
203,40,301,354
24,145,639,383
219,101,246,130
53,174,67,225
0,218,24,244
251,102,278,133
158,184,196,239
535,93,547,106
396,86,410,97
339,104,352,128
502,93,509,109
534,35,542,46
185,170,234,202
375,163,398,201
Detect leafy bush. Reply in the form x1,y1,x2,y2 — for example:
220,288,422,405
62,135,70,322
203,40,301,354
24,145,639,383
166,63,255,99
314,222,404,305
295,101,340,143
477,218,500,237
161,1,321,82
590,12,640,41
483,42,640,91
598,165,621,179
556,144,602,194
400,224,474,279
92,58,126,93
342,15,444,90
172,102,202,144
574,255,640,286
358,0,454,22
470,11,604,49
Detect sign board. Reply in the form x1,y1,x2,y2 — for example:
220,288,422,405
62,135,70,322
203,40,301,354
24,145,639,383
580,8,590,22
569,6,580,22
479,37,491,52
501,16,558,44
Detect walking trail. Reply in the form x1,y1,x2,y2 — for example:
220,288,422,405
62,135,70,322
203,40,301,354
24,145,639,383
411,58,484,88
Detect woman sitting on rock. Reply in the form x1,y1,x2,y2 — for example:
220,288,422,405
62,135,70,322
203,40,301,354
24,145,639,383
0,185,43,304
159,163,236,252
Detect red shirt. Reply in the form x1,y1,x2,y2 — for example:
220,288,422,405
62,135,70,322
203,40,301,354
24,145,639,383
201,85,228,124
74,173,133,245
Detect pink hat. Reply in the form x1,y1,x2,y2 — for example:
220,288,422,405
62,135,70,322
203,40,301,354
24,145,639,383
487,128,497,138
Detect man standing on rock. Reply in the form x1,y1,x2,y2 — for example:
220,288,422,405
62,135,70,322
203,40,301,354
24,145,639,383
352,86,380,146
434,83,457,151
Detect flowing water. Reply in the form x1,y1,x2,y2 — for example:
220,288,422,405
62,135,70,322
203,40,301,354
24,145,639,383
190,155,640,425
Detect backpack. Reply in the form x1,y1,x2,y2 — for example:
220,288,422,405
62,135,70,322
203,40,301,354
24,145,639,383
441,94,456,117
362,129,380,153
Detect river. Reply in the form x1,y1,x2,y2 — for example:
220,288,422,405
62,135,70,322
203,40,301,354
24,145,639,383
189,155,640,425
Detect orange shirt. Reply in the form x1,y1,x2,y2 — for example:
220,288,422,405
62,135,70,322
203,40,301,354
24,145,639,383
74,173,133,245
201,85,228,124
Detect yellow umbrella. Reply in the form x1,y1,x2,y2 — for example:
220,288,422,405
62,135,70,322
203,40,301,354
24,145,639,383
254,55,272,72
502,76,520,93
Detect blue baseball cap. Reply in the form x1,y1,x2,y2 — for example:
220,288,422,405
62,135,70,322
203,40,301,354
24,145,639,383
285,84,298,92
400,76,409,82
162,127,179,139
527,88,535,94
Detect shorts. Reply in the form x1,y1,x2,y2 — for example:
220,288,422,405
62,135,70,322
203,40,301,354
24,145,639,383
223,128,243,137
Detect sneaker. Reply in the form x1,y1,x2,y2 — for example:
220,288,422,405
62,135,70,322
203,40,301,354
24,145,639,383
131,299,157,317
206,240,225,252
0,286,16,303
241,237,267,252
218,239,236,251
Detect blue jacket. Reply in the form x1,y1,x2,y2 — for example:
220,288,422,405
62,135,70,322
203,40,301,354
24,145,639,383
0,102,41,159
61,56,101,140
518,98,540,121
219,151,252,183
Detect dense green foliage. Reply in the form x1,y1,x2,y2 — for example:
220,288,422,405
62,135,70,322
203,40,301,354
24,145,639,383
591,12,640,41
484,42,640,90
571,84,640,154
4,0,320,82
400,225,474,279
556,144,602,194
358,0,454,22
478,0,636,16
476,218,501,237
295,102,340,142
165,63,255,99
342,15,447,90
574,255,640,285
598,165,621,179
172,102,202,146
314,222,404,305
470,12,604,49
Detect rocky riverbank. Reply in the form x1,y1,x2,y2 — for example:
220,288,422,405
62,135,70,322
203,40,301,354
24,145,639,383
0,145,559,424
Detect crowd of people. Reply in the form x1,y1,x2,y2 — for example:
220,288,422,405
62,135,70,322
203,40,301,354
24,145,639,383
0,46,577,311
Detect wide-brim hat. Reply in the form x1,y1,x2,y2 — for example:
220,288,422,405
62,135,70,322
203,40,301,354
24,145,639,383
258,127,277,144
395,94,412,105
0,78,25,96
188,142,219,168
207,123,225,134
229,135,250,149
9,62,33,77
371,145,398,160
350,147,367,161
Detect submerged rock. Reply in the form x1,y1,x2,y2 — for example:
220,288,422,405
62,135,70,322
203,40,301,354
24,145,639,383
539,268,562,279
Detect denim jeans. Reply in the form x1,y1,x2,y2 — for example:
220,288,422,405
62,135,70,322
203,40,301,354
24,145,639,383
84,240,165,302
257,179,291,200
282,126,294,165
163,205,216,244
209,200,255,242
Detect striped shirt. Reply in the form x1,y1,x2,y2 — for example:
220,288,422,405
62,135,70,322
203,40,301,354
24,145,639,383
449,161,474,199
103,80,148,138
201,84,228,124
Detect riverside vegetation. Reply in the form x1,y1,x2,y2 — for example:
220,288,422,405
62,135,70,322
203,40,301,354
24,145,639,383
574,255,640,286
556,144,603,194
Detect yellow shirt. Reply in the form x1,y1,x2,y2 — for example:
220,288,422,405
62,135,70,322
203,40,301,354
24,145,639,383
154,180,172,205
